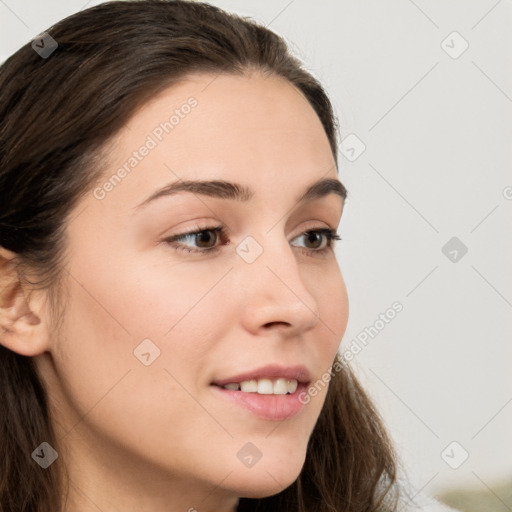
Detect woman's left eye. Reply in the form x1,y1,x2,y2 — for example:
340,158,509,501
162,224,341,257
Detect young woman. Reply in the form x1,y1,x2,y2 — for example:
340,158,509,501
0,1,459,510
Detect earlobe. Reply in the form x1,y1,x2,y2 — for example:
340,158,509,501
0,247,50,357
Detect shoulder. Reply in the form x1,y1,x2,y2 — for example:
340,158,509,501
396,490,461,512
382,477,461,512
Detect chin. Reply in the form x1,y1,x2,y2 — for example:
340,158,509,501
228,452,306,499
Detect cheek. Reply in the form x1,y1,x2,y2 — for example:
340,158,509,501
331,272,349,340
67,245,225,340
51,268,233,474
310,260,349,350
56,259,224,395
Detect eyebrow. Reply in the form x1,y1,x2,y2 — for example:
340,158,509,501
134,177,347,211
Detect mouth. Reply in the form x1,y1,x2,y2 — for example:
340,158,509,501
209,364,311,421
213,377,300,395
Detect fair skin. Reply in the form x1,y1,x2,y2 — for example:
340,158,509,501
0,71,348,511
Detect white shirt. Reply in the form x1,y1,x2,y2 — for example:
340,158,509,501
379,478,461,511
398,492,460,511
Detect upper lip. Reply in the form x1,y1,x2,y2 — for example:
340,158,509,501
211,364,311,387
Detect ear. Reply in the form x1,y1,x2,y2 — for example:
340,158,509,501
0,247,51,356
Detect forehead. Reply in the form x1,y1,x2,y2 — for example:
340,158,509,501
92,71,338,214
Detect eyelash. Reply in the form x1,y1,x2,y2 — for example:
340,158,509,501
162,224,341,258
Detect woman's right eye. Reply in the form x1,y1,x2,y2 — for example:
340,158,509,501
162,225,228,255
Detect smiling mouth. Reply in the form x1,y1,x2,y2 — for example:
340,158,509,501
209,378,309,421
212,377,299,395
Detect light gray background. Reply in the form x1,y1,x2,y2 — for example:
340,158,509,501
1,0,511,498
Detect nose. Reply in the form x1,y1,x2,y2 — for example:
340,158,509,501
236,232,321,337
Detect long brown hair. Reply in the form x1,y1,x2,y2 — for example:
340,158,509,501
0,1,401,510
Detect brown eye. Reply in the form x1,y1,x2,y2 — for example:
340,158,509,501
194,230,219,248
303,231,324,249
292,229,340,254
163,225,227,255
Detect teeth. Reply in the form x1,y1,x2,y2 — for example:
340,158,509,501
221,378,298,395
287,379,298,393
273,378,288,395
257,378,274,394
240,380,257,392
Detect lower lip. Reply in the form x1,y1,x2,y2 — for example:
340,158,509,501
210,383,308,421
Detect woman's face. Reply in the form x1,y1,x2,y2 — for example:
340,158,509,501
36,71,348,511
